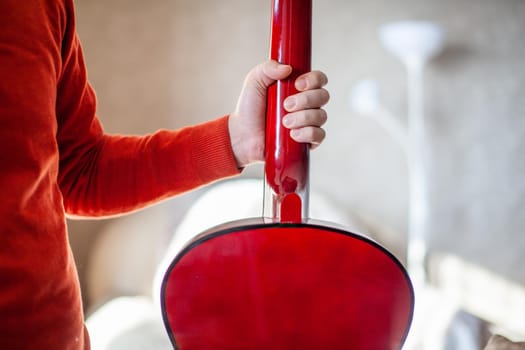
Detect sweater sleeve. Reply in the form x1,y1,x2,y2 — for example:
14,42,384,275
56,15,241,217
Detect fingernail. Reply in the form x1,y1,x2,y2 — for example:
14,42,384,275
282,115,293,127
290,129,301,139
295,77,307,90
284,97,296,111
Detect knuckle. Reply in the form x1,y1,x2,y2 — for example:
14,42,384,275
306,127,319,141
321,89,330,103
311,70,328,87
318,109,328,124
298,93,310,108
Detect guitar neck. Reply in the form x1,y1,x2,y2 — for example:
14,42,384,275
263,0,312,223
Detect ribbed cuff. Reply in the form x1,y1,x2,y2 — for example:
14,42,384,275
190,115,241,183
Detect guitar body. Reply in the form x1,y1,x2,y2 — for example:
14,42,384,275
161,219,413,350
161,0,414,348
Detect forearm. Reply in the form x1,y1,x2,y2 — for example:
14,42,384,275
60,116,240,218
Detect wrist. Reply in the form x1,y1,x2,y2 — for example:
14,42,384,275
228,113,264,169
228,113,247,169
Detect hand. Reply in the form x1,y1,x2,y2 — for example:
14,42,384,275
484,335,525,350
229,60,329,168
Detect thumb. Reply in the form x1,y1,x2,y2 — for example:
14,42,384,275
247,60,292,90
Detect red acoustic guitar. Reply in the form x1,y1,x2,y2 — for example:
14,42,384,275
161,1,414,349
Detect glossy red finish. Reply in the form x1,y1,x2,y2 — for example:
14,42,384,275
265,0,311,222
162,220,414,350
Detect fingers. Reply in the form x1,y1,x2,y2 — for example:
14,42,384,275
248,62,328,100
284,88,330,112
290,126,326,149
282,109,327,129
249,62,328,93
283,109,327,147
282,70,329,148
294,70,328,91
242,60,329,151
283,71,329,112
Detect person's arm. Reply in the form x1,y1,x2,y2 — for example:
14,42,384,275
57,43,328,218
56,9,328,219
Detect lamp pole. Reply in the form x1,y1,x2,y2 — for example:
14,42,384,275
378,21,445,288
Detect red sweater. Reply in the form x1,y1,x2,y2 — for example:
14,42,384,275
0,1,240,348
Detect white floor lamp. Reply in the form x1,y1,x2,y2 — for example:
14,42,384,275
378,21,445,288
377,21,456,350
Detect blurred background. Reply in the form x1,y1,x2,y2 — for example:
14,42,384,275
68,0,525,349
